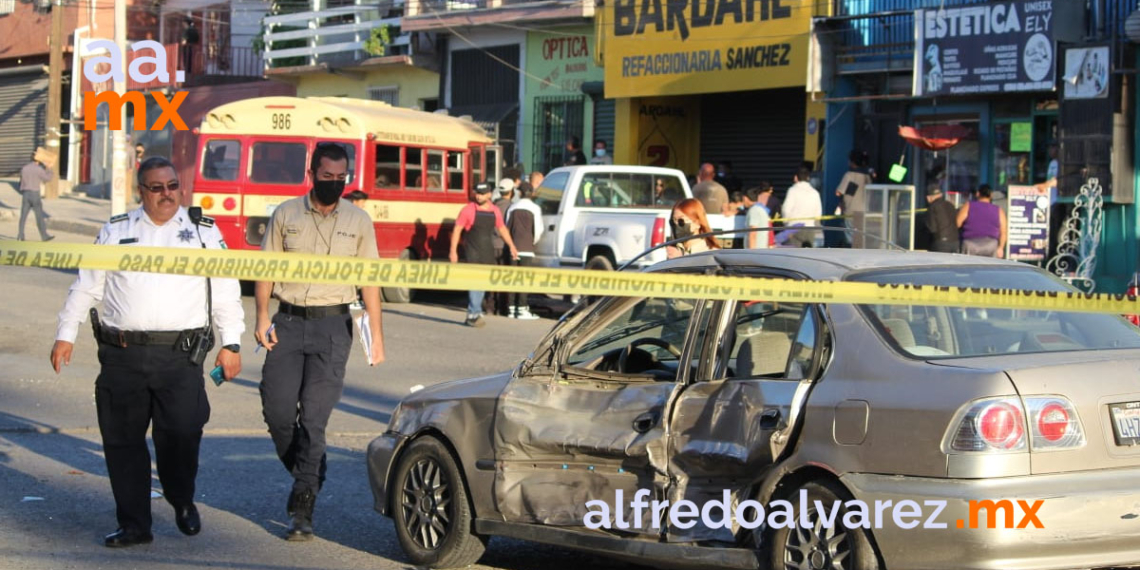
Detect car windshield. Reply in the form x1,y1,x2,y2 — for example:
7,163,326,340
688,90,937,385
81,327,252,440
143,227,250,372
848,266,1140,359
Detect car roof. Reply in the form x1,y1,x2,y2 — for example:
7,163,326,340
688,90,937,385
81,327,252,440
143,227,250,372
648,248,1025,281
546,165,688,176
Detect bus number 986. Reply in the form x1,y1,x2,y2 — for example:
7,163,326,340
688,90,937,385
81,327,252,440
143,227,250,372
271,113,292,130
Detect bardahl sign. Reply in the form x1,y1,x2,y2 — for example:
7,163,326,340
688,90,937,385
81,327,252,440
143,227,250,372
914,0,1083,97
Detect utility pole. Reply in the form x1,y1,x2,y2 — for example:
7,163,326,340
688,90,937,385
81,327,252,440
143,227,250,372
110,0,128,216
44,0,65,199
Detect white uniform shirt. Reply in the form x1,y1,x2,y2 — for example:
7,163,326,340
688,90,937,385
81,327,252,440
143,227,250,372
56,206,245,346
781,181,823,224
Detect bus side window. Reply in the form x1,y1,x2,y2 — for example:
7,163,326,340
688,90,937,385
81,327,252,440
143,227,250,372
202,140,240,181
447,151,465,193
405,147,424,191
375,144,400,189
427,150,444,192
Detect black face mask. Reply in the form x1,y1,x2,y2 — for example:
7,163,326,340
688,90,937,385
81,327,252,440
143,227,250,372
671,219,694,240
313,179,345,206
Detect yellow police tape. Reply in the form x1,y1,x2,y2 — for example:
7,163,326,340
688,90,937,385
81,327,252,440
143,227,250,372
2,239,1138,314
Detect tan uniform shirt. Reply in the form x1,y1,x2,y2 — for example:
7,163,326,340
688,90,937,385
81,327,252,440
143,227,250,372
262,193,379,306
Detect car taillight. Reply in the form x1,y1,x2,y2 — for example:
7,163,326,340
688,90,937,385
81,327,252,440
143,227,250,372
948,397,1026,452
1025,396,1085,450
651,217,666,248
946,396,1084,453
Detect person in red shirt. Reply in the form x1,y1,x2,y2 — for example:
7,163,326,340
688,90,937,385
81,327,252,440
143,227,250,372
449,182,518,327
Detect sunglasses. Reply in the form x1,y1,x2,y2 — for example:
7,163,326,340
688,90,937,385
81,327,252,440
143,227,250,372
143,181,180,193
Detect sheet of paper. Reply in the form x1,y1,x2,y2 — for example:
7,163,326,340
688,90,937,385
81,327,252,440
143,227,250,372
357,311,373,365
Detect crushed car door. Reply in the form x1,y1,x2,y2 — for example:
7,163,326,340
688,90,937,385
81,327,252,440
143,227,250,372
665,298,827,543
492,295,715,535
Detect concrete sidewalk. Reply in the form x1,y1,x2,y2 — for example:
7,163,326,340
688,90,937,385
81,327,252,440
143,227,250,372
0,178,106,238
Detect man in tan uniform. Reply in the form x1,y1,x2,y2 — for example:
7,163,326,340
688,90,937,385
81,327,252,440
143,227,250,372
254,142,384,541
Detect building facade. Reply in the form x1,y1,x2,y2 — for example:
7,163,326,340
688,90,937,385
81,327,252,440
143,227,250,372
815,0,1140,291
598,0,828,189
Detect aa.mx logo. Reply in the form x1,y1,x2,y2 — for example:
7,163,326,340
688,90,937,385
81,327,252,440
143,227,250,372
82,40,188,131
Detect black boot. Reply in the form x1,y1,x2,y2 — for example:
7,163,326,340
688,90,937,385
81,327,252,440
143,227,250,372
286,489,315,541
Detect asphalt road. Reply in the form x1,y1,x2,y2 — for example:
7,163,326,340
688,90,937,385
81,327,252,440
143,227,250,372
0,226,626,570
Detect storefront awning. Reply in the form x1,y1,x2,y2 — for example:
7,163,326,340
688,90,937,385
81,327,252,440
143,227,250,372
898,125,972,152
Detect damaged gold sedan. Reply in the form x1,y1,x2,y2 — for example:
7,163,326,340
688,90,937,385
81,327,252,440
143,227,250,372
367,249,1140,570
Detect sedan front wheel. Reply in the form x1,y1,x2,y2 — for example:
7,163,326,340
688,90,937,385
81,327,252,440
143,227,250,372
392,436,486,568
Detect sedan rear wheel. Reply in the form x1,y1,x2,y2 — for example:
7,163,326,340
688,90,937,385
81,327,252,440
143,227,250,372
767,481,880,570
392,436,486,568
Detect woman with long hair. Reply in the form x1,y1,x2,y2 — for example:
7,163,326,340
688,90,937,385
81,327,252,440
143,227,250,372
667,198,720,259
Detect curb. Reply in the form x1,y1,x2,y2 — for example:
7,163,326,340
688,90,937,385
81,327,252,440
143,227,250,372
48,218,102,237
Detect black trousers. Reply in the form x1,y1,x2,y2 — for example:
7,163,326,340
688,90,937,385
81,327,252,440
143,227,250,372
259,311,352,494
509,255,536,308
930,239,959,254
95,343,209,533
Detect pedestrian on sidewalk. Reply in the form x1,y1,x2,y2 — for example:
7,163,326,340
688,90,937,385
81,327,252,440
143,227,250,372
666,198,720,259
692,163,730,217
490,172,519,316
924,183,959,254
254,142,386,542
17,153,55,242
50,156,245,547
835,149,873,248
450,181,518,327
743,183,774,250
506,182,543,319
780,166,823,247
957,184,1007,258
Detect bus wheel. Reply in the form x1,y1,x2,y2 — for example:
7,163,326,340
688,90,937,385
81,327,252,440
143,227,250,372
382,249,415,304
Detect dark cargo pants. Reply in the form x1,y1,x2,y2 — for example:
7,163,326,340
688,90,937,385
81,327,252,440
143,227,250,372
259,311,353,494
95,343,210,533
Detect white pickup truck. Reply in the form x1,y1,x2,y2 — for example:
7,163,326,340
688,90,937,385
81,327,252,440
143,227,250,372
532,165,735,271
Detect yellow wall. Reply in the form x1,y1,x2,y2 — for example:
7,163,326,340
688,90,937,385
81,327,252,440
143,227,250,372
293,66,439,109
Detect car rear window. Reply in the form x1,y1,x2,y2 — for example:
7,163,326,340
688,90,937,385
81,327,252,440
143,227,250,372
848,266,1140,358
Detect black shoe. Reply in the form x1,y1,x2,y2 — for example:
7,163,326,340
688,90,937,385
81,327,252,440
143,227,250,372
104,528,154,548
43,235,55,242
174,503,200,536
286,490,315,541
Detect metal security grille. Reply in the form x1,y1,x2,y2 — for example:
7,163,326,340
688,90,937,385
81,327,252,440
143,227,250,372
532,95,584,174
593,98,615,153
699,88,806,199
0,72,47,176
368,85,400,106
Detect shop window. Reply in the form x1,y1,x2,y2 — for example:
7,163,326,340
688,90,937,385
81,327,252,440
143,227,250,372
918,118,979,201
994,122,1033,195
533,95,585,174
374,144,401,189
202,140,240,181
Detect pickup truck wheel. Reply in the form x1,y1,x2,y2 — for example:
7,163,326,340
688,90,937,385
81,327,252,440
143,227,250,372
382,249,415,304
392,436,486,568
585,254,614,272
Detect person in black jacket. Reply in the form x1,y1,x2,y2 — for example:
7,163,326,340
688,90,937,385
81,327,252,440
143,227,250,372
924,183,960,253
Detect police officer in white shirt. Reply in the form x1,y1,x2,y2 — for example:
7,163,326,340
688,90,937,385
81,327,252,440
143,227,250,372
49,157,245,548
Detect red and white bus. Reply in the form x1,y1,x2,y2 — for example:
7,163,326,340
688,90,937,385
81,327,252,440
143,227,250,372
190,96,500,301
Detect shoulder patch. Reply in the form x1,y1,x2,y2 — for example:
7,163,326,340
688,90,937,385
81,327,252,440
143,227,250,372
199,215,215,228
110,213,129,224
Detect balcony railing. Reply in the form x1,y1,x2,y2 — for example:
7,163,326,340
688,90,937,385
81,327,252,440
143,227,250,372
80,43,264,91
403,0,592,27
262,5,412,69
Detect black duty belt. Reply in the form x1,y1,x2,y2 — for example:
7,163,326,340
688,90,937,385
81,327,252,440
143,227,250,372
278,302,350,320
98,327,205,348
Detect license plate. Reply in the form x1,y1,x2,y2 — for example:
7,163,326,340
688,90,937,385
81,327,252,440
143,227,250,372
1109,401,1140,446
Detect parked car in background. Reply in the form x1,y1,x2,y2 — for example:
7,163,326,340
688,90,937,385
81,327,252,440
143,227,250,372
367,249,1140,570
530,165,735,271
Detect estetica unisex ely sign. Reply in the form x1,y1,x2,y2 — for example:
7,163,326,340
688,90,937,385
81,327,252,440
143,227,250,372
601,0,812,98
82,40,189,131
